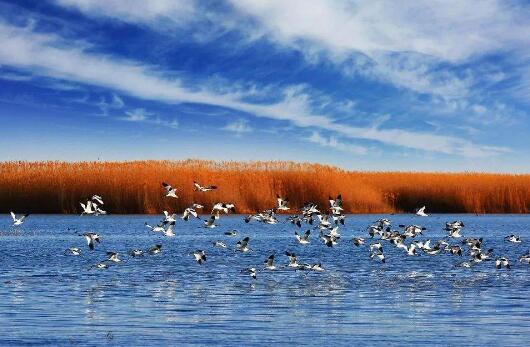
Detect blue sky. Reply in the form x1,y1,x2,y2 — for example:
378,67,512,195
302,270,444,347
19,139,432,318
1,0,530,172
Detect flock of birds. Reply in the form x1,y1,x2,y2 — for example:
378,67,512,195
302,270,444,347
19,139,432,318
8,181,530,279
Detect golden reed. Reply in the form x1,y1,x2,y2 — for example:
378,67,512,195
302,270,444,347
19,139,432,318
1,160,530,214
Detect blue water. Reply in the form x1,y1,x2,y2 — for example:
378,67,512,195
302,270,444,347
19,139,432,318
1,214,530,346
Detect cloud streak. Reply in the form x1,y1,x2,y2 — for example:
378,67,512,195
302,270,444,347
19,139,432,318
0,21,507,157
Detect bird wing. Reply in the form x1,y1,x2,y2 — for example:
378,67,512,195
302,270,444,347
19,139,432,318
10,211,16,222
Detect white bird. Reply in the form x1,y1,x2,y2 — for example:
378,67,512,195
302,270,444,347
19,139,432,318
194,181,217,192
82,233,100,251
519,253,530,264
211,202,236,215
448,227,462,238
162,182,178,198
10,212,29,226
236,237,250,252
182,207,199,221
163,221,176,237
264,254,276,270
276,195,290,211
496,257,510,269
415,206,428,217
93,203,107,216
65,247,81,256
106,252,121,263
91,195,104,205
128,249,144,257
148,244,162,255
204,215,218,228
192,250,206,264
285,251,299,268
163,211,177,223
91,263,109,270
505,234,522,243
145,222,166,233
370,252,386,263
295,230,311,244
352,237,365,247
80,201,95,215
370,242,383,253
242,267,257,280
311,263,324,272
212,241,227,248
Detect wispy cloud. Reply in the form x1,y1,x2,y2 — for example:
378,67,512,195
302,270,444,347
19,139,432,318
222,119,253,135
120,108,178,129
308,131,367,155
0,21,507,157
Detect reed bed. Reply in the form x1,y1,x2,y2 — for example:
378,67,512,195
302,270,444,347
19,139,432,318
1,160,530,214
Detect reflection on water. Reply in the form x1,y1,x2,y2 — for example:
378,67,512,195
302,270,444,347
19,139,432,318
1,214,530,345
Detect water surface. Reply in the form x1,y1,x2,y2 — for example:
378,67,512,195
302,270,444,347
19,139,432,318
1,214,530,346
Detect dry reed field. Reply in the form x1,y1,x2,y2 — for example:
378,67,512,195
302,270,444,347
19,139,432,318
1,160,530,214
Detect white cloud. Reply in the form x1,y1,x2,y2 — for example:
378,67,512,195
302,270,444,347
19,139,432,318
0,21,507,157
120,108,178,129
222,119,253,135
308,131,367,155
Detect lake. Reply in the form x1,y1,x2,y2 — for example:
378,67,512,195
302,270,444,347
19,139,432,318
1,214,530,346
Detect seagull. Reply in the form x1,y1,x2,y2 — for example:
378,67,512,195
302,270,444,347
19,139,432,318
194,181,217,192
212,241,227,248
295,230,311,244
10,212,29,226
242,267,257,279
182,207,200,221
90,263,109,270
204,215,218,228
495,257,510,269
91,194,104,205
224,230,238,236
415,206,428,217
145,222,166,233
370,242,383,253
310,263,324,272
352,237,365,247
370,252,386,263
128,249,144,257
276,195,290,211
80,201,95,215
211,202,236,215
285,251,299,268
236,237,250,252
320,231,339,247
192,250,206,264
106,252,121,263
447,227,462,238
162,182,178,198
148,244,162,255
162,221,175,237
329,194,343,215
519,253,530,264
64,247,81,256
264,254,276,270
505,234,522,243
82,233,100,250
163,211,177,223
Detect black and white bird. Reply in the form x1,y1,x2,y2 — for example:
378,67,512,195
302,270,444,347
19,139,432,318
212,240,227,248
352,237,365,247
163,211,177,223
204,215,218,228
145,222,166,233
90,262,109,270
329,194,343,215
10,212,29,226
148,244,162,255
264,254,276,270
236,237,250,252
285,251,299,268
519,252,530,264
65,247,81,256
224,230,238,236
370,252,386,263
194,181,217,192
310,263,324,271
192,250,206,264
80,201,96,215
91,195,104,205
242,267,257,279
505,234,522,243
162,221,175,237
495,257,510,269
276,195,290,211
106,252,121,263
128,249,144,257
295,230,311,244
182,207,200,221
82,233,100,250
415,206,428,217
211,202,236,215
162,182,178,198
